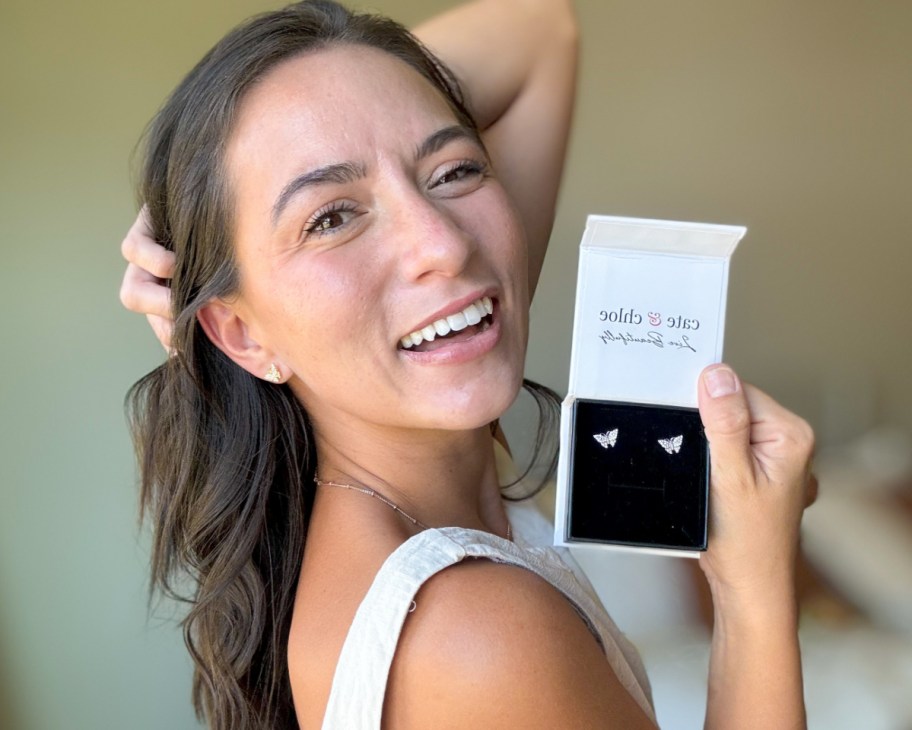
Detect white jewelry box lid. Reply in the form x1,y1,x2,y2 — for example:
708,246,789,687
554,215,746,555
567,215,746,408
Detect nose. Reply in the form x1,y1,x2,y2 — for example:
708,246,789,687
389,189,477,283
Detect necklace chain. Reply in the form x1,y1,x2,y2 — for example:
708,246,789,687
315,477,430,529
314,476,512,541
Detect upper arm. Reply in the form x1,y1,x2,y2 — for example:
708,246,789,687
414,0,579,298
383,559,656,729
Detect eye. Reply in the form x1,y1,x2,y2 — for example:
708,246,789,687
303,202,359,238
429,160,488,192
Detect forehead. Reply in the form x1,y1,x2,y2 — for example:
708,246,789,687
226,44,458,181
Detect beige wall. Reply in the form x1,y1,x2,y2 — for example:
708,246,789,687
1,1,909,727
536,0,912,447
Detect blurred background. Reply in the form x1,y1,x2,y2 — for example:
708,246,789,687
1,0,909,728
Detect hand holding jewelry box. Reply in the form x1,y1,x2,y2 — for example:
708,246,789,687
554,216,746,556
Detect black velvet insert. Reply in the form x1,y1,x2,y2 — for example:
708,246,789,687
568,399,709,551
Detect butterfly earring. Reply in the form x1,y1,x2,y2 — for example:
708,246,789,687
658,435,683,454
593,429,619,449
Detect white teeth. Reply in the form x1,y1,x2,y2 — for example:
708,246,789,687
399,297,494,350
463,303,482,326
447,311,468,331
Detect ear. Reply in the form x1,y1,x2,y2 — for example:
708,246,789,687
196,299,288,383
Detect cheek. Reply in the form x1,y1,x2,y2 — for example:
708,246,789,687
267,257,380,367
495,211,530,301
493,196,527,268
461,188,528,269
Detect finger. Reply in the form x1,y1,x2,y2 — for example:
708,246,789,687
120,208,176,279
805,472,819,507
147,314,174,353
120,263,172,317
741,384,806,444
698,364,754,484
133,205,152,238
741,383,815,480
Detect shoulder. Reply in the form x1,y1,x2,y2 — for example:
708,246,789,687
383,558,655,729
287,514,410,728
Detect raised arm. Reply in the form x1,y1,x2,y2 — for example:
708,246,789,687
414,0,579,298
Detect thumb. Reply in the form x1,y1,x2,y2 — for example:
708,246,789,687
698,364,754,484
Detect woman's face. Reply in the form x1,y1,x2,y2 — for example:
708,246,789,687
223,45,529,434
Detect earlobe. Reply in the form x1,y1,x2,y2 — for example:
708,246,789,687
264,363,283,384
196,300,287,382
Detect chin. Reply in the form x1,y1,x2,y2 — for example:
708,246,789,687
421,371,524,432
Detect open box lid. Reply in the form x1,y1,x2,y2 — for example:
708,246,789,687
567,215,746,408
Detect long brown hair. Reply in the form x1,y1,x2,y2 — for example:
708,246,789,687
127,1,558,728
128,1,475,729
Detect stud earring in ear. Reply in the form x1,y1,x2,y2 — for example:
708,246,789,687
264,363,282,384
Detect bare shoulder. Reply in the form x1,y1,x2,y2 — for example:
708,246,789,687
287,514,409,729
384,558,656,729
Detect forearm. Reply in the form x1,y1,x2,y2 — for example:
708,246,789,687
705,585,806,730
413,0,577,130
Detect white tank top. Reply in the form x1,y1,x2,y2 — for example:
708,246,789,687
319,490,657,728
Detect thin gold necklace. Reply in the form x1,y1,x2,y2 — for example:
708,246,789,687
314,476,513,541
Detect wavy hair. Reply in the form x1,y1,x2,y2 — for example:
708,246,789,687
127,1,559,728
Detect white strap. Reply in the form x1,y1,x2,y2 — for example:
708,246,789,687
320,527,655,728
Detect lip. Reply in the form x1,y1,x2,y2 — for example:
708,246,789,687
401,288,498,340
399,304,502,365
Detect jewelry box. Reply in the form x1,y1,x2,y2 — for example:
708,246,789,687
553,216,746,557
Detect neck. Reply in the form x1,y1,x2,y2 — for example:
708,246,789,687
310,409,505,535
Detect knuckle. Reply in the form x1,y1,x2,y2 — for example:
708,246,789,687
156,249,176,278
120,234,136,262
785,417,816,459
712,406,751,436
119,281,137,311
800,417,816,446
801,423,816,460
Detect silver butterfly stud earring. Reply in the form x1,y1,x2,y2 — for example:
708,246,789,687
658,435,683,454
593,429,619,449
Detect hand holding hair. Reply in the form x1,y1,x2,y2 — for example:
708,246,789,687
119,206,174,350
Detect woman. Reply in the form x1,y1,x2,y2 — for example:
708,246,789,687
119,1,815,728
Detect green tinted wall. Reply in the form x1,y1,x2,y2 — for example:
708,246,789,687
1,1,909,728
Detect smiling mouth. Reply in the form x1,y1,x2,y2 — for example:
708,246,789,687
398,296,495,353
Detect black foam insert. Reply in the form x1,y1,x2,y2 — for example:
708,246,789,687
567,399,709,551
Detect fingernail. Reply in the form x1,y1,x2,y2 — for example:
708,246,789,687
705,366,738,398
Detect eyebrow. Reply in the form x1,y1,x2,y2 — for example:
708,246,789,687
415,124,484,162
271,161,366,226
270,124,484,227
